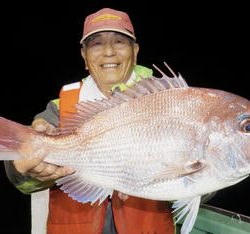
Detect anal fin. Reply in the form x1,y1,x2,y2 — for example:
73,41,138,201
172,196,201,234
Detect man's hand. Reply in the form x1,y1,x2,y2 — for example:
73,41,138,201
13,118,75,181
31,118,57,135
14,118,128,198
13,157,74,181
118,192,129,201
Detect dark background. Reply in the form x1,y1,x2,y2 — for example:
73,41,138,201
1,1,249,233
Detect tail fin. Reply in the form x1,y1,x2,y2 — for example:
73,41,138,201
0,116,35,160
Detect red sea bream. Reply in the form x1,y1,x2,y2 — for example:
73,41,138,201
0,63,250,234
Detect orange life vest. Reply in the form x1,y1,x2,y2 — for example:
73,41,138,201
47,81,175,234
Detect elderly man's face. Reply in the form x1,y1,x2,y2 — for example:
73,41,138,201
81,31,139,95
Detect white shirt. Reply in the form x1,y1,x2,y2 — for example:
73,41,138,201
79,71,136,101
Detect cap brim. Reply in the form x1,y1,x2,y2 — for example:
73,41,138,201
80,27,136,44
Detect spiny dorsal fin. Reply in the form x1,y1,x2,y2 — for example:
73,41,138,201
153,62,188,88
59,62,188,132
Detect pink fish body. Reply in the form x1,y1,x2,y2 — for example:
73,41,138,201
1,63,250,234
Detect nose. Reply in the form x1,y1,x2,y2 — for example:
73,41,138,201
103,43,116,56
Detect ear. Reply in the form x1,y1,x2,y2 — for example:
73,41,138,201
133,43,139,65
81,47,88,70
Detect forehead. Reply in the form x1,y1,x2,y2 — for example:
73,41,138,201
84,31,132,42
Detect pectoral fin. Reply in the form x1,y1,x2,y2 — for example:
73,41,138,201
153,160,205,180
172,196,201,234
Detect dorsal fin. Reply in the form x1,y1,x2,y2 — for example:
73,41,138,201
153,62,188,88
59,62,189,133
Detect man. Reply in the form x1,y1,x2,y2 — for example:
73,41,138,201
5,8,175,234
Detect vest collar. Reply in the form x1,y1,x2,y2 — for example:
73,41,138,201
79,71,136,102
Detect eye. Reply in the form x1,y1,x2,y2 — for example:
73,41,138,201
239,117,250,133
90,40,102,46
116,38,124,43
114,35,129,45
87,38,103,48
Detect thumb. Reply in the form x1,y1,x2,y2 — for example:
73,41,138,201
32,118,56,134
32,118,49,132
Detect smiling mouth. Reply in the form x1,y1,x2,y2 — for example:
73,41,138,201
101,63,120,69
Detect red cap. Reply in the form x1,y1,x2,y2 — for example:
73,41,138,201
80,8,136,43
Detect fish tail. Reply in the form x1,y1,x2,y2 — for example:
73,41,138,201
0,116,35,160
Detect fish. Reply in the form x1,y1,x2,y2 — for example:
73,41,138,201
0,62,250,234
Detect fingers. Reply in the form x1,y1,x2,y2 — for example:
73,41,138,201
118,192,129,201
13,157,44,174
13,157,75,181
29,164,75,181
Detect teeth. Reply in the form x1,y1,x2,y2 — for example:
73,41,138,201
102,64,118,68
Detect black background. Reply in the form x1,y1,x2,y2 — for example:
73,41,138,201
1,1,249,233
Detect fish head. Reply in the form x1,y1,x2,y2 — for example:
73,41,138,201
204,90,250,183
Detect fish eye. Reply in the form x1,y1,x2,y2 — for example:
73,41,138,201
239,118,250,133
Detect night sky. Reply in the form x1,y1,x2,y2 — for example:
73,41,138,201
1,1,249,233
